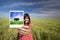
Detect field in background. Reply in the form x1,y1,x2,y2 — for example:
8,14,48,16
0,18,60,40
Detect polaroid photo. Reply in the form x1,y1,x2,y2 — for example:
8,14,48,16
9,10,24,28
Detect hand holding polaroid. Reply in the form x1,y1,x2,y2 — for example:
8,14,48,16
9,10,24,28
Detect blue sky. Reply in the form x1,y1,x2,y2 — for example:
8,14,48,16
0,0,60,18
10,12,23,21
10,12,23,18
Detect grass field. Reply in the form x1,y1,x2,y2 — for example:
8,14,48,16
0,18,60,40
10,21,23,24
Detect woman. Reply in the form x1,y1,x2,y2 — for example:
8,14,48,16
17,13,33,40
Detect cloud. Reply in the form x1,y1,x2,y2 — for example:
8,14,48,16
0,2,38,8
0,0,60,18
29,10,60,18
1,0,60,11
30,0,60,11
29,0,60,18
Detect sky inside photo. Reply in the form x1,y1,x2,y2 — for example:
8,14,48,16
10,12,23,21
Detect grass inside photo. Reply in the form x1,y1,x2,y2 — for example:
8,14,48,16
10,20,23,24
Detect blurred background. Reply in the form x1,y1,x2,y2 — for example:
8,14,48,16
0,0,60,40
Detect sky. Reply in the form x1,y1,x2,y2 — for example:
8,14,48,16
0,0,60,18
10,12,23,21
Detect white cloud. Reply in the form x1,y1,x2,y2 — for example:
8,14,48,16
14,15,23,21
0,0,60,18
0,2,37,8
29,10,60,18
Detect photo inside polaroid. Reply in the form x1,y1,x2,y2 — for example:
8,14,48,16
9,10,24,28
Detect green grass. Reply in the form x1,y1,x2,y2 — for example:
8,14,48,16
10,21,23,24
0,18,60,40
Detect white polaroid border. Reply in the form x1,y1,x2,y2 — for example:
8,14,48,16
9,10,24,28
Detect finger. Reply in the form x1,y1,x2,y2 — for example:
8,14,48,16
21,29,29,32
17,26,24,30
22,26,30,29
20,31,28,35
18,27,31,33
19,29,30,35
20,28,30,33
